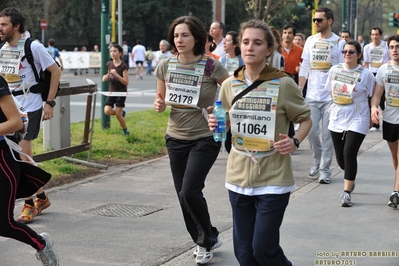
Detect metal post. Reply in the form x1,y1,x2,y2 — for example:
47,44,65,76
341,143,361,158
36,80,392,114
118,0,122,45
311,0,319,35
111,0,117,43
348,0,353,35
342,0,347,31
44,0,49,43
101,0,110,129
354,18,358,39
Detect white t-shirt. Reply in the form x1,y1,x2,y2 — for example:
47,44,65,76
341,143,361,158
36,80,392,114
325,64,375,135
132,44,146,62
212,38,225,57
155,50,172,66
299,33,343,102
376,62,399,124
363,41,390,73
15,40,56,112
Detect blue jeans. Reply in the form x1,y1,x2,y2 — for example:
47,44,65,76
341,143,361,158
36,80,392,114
166,135,221,248
146,60,152,75
229,191,292,266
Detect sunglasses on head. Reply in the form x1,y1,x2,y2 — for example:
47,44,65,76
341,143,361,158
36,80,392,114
341,50,357,55
312,18,326,23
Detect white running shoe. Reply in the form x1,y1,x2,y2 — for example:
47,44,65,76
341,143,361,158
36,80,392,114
193,238,222,258
340,191,352,207
309,166,320,176
36,232,59,266
195,246,213,265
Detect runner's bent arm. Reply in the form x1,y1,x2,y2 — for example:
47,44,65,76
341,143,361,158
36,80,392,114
154,78,166,113
42,62,61,120
370,83,384,124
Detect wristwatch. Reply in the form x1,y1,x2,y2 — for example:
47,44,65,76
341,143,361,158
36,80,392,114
46,101,56,107
292,137,300,149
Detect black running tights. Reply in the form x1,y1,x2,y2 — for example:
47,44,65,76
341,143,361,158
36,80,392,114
330,130,365,181
0,148,45,251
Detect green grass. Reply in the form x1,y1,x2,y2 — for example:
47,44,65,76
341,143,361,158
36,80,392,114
32,109,170,179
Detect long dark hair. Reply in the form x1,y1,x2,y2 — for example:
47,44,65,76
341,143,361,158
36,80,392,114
207,34,217,53
226,31,240,56
167,16,207,56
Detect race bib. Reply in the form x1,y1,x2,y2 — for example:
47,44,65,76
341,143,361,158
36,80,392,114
385,70,399,107
230,101,275,152
309,35,337,71
0,48,21,75
165,55,207,108
230,79,280,155
370,47,384,68
331,66,362,105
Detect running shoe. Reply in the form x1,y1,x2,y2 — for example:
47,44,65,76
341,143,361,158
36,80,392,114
388,192,399,209
36,232,59,266
309,166,319,176
340,191,352,207
195,246,213,265
193,238,222,258
318,175,331,184
35,195,51,215
213,238,223,249
17,204,38,223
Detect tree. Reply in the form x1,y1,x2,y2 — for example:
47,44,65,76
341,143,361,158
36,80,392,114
49,0,101,49
225,0,249,32
0,0,46,40
240,0,298,23
121,0,212,50
357,0,394,39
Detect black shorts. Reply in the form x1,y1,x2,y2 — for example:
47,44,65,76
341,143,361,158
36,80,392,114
135,61,143,66
24,108,42,141
382,121,399,142
104,96,126,108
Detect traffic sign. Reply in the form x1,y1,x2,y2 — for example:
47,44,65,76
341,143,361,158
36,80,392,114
40,19,47,30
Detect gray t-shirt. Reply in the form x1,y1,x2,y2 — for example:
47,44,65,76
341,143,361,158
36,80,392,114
155,56,228,140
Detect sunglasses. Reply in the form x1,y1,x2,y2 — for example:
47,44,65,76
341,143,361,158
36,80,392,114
312,18,326,23
341,50,357,55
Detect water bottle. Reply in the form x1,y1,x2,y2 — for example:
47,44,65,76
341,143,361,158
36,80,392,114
213,100,226,142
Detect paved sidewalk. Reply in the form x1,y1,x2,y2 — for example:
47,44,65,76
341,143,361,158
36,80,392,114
1,135,398,265
162,140,399,266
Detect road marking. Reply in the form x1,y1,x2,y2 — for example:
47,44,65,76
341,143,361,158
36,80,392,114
70,89,155,96
97,91,156,97
70,102,153,108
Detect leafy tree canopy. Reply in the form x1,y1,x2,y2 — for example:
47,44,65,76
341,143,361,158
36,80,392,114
1,0,397,51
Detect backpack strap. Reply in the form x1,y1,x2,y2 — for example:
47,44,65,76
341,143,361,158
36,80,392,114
21,38,40,83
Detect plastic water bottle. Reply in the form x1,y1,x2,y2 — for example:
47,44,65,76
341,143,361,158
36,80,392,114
213,100,226,142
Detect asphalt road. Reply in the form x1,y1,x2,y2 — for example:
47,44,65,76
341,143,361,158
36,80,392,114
3,67,389,265
61,69,156,123
0,129,387,266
